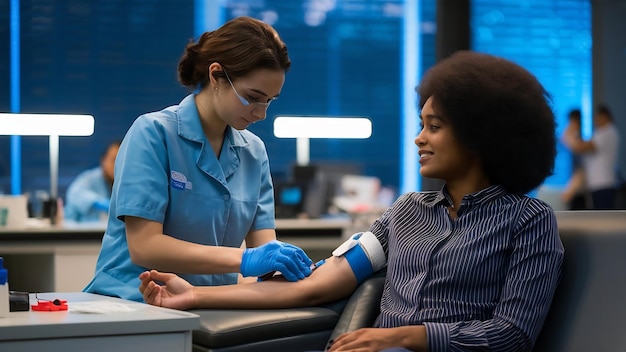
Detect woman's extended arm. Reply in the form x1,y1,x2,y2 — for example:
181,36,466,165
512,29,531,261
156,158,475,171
139,255,358,310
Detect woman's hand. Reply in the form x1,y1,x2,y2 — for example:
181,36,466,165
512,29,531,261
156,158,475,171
139,270,196,310
328,326,427,352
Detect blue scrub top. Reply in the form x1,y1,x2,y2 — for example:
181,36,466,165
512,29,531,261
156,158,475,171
84,94,276,301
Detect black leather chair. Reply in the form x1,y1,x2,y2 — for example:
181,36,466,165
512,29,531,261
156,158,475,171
190,211,626,352
534,211,626,352
322,274,385,350
189,273,384,352
189,298,347,352
190,307,337,352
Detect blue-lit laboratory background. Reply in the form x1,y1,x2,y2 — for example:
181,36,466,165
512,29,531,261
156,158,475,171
0,0,602,201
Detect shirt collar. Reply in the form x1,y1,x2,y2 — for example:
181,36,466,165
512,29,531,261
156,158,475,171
430,184,507,208
177,93,248,148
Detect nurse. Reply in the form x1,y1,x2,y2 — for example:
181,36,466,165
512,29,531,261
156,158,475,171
84,16,312,301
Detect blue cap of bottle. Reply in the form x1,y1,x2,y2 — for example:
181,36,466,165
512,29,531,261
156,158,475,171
0,257,7,285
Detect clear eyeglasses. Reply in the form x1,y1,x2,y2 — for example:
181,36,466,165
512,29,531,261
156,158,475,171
222,69,275,110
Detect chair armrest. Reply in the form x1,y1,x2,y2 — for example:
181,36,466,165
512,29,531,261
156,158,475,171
190,307,340,349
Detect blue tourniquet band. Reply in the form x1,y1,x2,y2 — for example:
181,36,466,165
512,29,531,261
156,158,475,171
344,244,374,284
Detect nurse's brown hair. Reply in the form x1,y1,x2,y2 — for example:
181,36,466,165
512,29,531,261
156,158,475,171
177,16,291,89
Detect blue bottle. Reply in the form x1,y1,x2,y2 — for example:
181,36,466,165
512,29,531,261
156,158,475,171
0,257,9,317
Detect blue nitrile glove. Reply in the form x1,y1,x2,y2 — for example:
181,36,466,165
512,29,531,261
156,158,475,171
241,240,313,282
93,199,110,212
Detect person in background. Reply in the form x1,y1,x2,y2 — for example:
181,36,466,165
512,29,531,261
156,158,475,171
560,109,587,210
139,51,564,352
563,104,620,209
83,16,312,302
64,140,121,222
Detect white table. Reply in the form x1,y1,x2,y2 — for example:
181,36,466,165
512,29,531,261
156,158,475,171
0,292,200,352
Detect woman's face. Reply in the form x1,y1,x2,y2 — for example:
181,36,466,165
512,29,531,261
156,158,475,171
214,67,285,130
414,97,480,182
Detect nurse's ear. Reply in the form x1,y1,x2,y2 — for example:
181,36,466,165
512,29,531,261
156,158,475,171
208,62,224,89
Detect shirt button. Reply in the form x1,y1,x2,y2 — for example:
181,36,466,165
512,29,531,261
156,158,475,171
223,194,230,200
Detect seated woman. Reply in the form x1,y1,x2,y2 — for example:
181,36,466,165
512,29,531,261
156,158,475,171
139,51,564,352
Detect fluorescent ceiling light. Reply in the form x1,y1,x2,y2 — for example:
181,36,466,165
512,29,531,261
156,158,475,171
0,113,95,208
0,113,94,136
274,116,372,139
273,116,372,166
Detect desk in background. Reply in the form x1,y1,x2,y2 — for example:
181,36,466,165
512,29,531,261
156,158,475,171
0,217,352,292
276,217,352,261
0,221,109,293
0,292,199,352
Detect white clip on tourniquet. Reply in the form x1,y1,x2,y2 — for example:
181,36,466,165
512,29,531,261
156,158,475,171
332,231,386,283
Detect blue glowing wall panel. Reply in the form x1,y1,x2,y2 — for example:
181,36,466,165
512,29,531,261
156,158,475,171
0,0,11,193
5,0,588,199
220,1,407,190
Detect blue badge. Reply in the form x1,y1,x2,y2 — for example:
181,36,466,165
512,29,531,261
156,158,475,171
170,170,193,190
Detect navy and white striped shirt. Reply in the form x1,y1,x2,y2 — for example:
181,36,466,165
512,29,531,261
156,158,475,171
369,185,564,352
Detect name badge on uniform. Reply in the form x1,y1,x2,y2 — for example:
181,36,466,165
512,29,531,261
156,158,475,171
171,170,193,190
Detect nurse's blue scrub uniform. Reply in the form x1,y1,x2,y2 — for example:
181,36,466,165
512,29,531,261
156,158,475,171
84,94,276,301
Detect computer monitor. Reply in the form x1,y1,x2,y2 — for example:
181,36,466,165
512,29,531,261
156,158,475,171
274,181,305,218
293,163,362,218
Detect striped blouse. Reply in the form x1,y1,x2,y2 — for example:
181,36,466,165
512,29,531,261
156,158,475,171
369,185,564,352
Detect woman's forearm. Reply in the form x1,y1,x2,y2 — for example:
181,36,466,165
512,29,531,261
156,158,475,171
191,256,358,309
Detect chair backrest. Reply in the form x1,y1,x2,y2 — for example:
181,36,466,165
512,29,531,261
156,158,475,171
534,211,626,352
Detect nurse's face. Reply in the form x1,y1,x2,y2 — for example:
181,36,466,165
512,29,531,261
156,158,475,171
219,68,285,130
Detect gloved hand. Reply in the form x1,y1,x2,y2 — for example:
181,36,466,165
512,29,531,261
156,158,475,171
93,199,110,212
240,240,313,282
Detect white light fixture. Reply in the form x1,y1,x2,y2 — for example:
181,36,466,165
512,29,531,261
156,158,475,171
0,113,94,136
0,113,95,203
273,116,372,166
